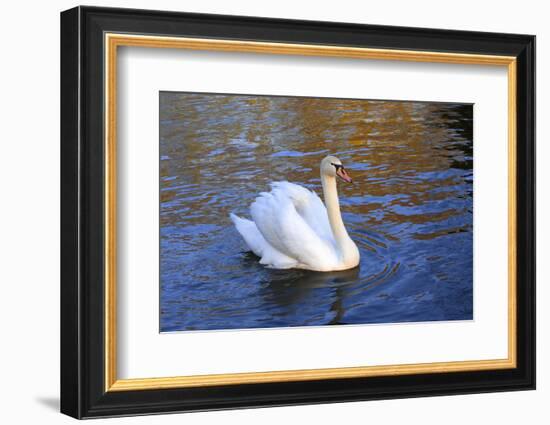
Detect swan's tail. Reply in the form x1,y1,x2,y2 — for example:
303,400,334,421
230,213,299,269
229,213,265,257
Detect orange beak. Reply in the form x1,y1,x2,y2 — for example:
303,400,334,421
336,167,353,183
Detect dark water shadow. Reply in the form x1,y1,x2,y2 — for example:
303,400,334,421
239,246,400,327
257,263,362,326
266,264,359,292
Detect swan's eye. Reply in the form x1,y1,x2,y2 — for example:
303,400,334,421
331,163,343,171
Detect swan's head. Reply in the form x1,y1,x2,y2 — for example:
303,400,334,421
321,155,353,183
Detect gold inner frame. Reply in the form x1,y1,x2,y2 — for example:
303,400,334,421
104,33,517,392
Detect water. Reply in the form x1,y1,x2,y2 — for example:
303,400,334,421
159,92,473,332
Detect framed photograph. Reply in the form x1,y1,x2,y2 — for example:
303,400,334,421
60,6,535,419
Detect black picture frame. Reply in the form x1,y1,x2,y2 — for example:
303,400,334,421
61,5,535,419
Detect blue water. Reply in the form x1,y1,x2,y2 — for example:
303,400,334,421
159,92,473,332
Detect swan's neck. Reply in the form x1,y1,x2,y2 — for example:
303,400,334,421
321,174,356,263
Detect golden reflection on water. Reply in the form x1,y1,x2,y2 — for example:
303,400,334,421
159,92,473,332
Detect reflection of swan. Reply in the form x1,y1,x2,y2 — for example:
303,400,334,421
268,266,361,290
261,268,361,324
230,156,360,271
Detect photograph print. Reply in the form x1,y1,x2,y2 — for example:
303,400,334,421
159,91,473,332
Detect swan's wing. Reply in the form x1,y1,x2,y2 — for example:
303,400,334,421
229,213,298,269
270,181,334,246
250,188,338,269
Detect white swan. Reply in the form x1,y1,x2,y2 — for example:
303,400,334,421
230,155,360,272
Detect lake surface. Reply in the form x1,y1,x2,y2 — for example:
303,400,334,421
159,92,473,332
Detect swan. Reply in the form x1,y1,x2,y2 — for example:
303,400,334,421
230,155,360,272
